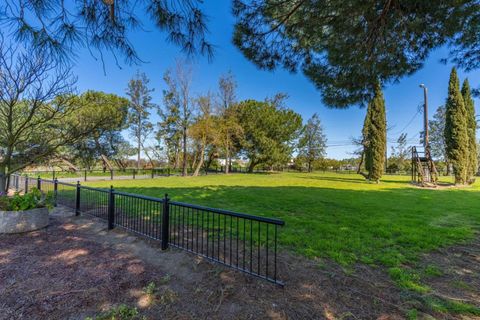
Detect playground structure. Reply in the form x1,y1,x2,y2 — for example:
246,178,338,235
410,84,439,187
51,158,79,172
40,155,132,173
411,145,438,186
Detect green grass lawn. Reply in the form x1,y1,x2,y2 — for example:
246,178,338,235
85,172,480,267
85,172,480,315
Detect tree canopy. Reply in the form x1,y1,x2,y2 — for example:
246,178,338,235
297,113,327,172
0,44,115,190
1,0,213,65
235,99,302,172
68,91,130,169
233,0,479,107
461,79,478,179
445,68,469,184
361,82,386,182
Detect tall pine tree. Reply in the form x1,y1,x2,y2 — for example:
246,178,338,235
298,113,327,172
461,79,478,182
445,68,469,184
362,82,387,182
126,72,155,169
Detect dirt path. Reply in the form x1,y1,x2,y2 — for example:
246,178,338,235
0,207,477,319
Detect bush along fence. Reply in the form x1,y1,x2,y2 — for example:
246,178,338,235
10,174,285,285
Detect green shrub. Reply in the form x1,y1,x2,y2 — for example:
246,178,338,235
0,188,54,211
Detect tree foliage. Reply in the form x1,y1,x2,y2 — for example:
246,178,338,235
160,61,194,176
0,43,114,190
297,113,327,172
217,71,239,173
389,133,408,172
233,0,479,107
158,72,182,169
189,93,216,176
126,72,155,168
68,91,130,169
429,106,448,160
361,82,386,182
1,0,213,65
445,68,469,184
235,99,302,172
461,79,478,179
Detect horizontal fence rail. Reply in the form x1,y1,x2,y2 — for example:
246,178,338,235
9,174,285,285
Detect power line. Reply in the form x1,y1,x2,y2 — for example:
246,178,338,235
391,109,421,136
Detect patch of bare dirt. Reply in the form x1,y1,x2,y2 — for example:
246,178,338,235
0,206,449,320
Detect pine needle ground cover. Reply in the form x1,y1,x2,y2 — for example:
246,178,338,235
86,172,480,315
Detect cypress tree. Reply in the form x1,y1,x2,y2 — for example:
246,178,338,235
461,79,478,182
363,82,387,182
362,100,373,177
445,68,469,184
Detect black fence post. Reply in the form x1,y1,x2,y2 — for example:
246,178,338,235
84,170,87,182
52,170,56,180
37,176,41,191
53,178,58,207
25,176,29,194
161,194,170,250
75,181,81,216
108,186,115,230
110,170,113,180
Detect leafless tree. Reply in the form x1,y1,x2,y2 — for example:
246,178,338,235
0,41,114,191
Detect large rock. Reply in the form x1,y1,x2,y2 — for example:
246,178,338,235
0,207,49,233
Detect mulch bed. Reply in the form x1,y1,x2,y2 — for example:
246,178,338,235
0,208,477,319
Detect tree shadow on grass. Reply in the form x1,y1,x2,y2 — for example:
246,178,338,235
298,174,412,185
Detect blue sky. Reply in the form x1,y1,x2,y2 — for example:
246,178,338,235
71,1,479,159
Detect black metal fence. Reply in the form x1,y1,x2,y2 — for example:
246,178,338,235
20,167,236,181
10,174,285,285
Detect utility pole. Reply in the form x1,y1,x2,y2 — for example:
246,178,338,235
419,84,429,148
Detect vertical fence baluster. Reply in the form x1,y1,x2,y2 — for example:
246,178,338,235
75,181,81,216
53,178,58,207
161,194,170,250
266,224,269,279
257,221,261,275
274,225,277,282
24,174,285,285
108,186,115,230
